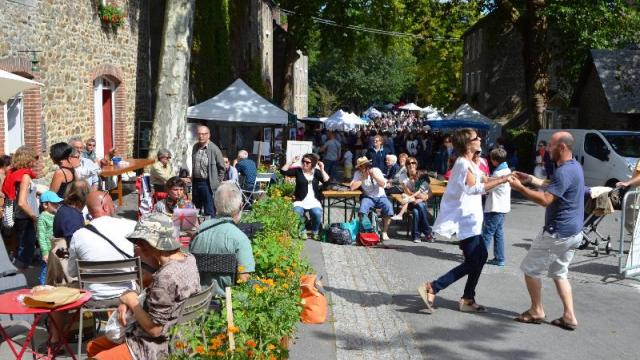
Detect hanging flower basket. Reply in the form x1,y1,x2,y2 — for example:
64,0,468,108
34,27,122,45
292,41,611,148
98,3,125,30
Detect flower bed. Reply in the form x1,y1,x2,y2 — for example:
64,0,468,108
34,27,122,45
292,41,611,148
170,194,309,359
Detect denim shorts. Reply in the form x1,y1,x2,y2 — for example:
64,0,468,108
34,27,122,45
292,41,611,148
520,230,583,279
359,196,394,217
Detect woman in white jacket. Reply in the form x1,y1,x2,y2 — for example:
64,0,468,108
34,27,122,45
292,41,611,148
418,128,509,313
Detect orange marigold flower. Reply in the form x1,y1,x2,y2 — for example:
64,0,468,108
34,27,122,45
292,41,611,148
282,283,289,289
245,339,257,348
175,341,187,350
195,345,205,354
247,349,255,358
216,351,225,356
267,344,276,350
229,326,240,334
210,338,222,349
238,265,246,272
269,356,277,360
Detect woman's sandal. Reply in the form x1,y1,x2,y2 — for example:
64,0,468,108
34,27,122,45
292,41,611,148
514,310,546,324
459,299,487,313
417,283,436,312
551,317,577,331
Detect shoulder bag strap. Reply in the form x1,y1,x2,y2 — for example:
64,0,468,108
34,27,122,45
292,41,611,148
85,224,133,259
194,220,233,236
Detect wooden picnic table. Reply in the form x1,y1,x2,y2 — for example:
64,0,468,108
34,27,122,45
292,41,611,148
321,189,362,225
101,158,155,206
390,177,446,217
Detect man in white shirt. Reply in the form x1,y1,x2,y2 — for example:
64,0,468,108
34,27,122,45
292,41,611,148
482,148,511,266
350,157,393,241
69,137,100,190
68,190,137,307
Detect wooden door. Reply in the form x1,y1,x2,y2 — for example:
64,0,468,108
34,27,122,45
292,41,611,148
102,89,113,155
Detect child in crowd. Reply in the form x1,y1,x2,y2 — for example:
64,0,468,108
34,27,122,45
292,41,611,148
37,191,63,284
482,148,511,266
343,148,353,181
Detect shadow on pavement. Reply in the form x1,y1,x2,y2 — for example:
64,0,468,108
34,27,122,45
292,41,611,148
324,286,393,308
382,243,464,262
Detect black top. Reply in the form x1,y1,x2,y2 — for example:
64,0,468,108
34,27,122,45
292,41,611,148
56,166,75,198
280,168,326,202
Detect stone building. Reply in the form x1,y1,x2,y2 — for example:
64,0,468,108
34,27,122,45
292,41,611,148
572,48,640,130
0,0,149,173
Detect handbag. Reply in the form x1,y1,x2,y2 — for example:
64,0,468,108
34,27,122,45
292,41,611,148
105,293,146,343
2,198,14,229
300,274,327,324
328,224,352,245
358,232,380,247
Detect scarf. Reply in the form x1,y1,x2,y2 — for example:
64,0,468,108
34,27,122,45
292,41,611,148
2,168,36,200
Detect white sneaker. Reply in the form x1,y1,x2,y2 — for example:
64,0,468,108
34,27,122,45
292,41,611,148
413,238,421,243
391,214,403,221
382,232,390,241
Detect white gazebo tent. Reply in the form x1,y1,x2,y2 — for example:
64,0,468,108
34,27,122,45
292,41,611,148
447,103,502,148
399,102,423,111
325,110,365,131
187,78,289,126
364,106,382,118
0,69,43,103
421,105,442,120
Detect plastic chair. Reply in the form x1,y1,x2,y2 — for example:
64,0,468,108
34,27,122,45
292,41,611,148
75,257,143,358
242,173,273,210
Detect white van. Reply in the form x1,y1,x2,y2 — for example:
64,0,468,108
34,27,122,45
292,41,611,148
537,129,640,187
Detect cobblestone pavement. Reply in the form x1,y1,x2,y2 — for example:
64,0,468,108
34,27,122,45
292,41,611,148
321,243,423,360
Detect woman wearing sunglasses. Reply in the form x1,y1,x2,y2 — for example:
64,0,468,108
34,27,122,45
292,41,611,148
418,128,509,314
281,153,330,240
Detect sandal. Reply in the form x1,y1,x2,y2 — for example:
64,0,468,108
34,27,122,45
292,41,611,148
515,310,545,324
459,299,487,313
417,283,435,312
551,317,577,331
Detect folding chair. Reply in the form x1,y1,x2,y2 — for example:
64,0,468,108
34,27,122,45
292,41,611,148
169,284,214,352
75,257,143,358
242,173,273,210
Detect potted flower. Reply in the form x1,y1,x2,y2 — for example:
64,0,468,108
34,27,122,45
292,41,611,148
98,2,125,30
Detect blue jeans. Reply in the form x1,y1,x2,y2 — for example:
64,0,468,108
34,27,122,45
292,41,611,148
14,218,36,269
193,180,215,217
431,235,488,300
359,196,394,217
324,160,338,180
40,261,47,285
293,206,323,234
410,202,432,240
482,212,506,262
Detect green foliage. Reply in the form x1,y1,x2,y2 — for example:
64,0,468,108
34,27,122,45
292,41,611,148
170,196,308,359
545,0,640,98
192,0,232,103
507,128,536,172
98,3,125,29
310,39,416,112
406,0,483,110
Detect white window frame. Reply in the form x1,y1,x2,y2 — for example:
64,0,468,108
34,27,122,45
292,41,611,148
4,93,25,154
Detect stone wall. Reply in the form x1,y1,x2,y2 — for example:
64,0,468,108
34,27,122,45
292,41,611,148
0,0,145,176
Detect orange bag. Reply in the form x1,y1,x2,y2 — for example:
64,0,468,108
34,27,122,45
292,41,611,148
300,274,327,324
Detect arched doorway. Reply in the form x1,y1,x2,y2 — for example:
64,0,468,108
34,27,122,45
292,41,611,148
93,77,117,158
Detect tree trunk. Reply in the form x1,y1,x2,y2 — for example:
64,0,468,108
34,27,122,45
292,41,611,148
149,0,196,171
523,0,549,132
278,39,300,112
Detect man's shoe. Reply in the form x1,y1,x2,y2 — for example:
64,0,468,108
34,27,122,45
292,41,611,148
381,232,390,241
425,234,434,243
487,258,505,267
413,238,421,243
311,233,319,241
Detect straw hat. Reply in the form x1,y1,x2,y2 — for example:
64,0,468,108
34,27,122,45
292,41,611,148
355,156,371,169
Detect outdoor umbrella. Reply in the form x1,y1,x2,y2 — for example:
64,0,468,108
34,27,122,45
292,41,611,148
0,69,43,103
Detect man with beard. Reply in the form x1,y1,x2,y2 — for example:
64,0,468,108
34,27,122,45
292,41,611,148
508,131,584,331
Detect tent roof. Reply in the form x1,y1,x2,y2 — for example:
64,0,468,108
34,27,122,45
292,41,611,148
446,103,493,124
399,102,422,111
186,79,289,125
0,69,43,103
427,119,490,130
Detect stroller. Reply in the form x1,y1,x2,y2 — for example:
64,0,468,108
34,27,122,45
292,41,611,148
578,187,622,256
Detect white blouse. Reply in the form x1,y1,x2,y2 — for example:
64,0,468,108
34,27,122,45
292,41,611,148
432,157,485,240
293,172,322,210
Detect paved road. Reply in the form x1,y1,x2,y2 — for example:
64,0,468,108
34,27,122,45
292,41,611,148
292,197,640,360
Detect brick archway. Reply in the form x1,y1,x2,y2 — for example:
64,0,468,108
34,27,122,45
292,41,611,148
0,57,43,171
89,64,127,157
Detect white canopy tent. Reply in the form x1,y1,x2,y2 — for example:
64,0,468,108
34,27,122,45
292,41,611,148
420,105,443,120
325,110,365,131
447,103,502,148
0,69,43,103
399,102,423,111
186,78,289,126
364,106,382,118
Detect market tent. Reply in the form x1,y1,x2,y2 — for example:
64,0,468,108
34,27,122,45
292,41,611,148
325,110,365,131
421,105,442,120
364,106,382,118
427,119,490,130
447,103,502,147
399,102,422,111
0,69,43,103
186,78,289,126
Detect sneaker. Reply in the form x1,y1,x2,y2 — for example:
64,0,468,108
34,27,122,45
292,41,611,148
413,238,421,243
486,258,505,266
391,214,403,221
381,232,390,241
311,233,319,241
424,234,434,243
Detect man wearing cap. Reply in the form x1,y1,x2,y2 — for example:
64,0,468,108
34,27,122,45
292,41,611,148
87,214,200,360
190,181,255,296
350,156,393,241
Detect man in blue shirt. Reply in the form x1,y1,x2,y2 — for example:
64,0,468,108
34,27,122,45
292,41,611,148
508,131,583,331
235,150,257,191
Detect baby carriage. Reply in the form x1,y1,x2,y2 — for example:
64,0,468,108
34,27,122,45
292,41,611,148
578,187,622,256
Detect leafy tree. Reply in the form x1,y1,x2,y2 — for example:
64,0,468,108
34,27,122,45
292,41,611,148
405,0,483,110
310,39,417,113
